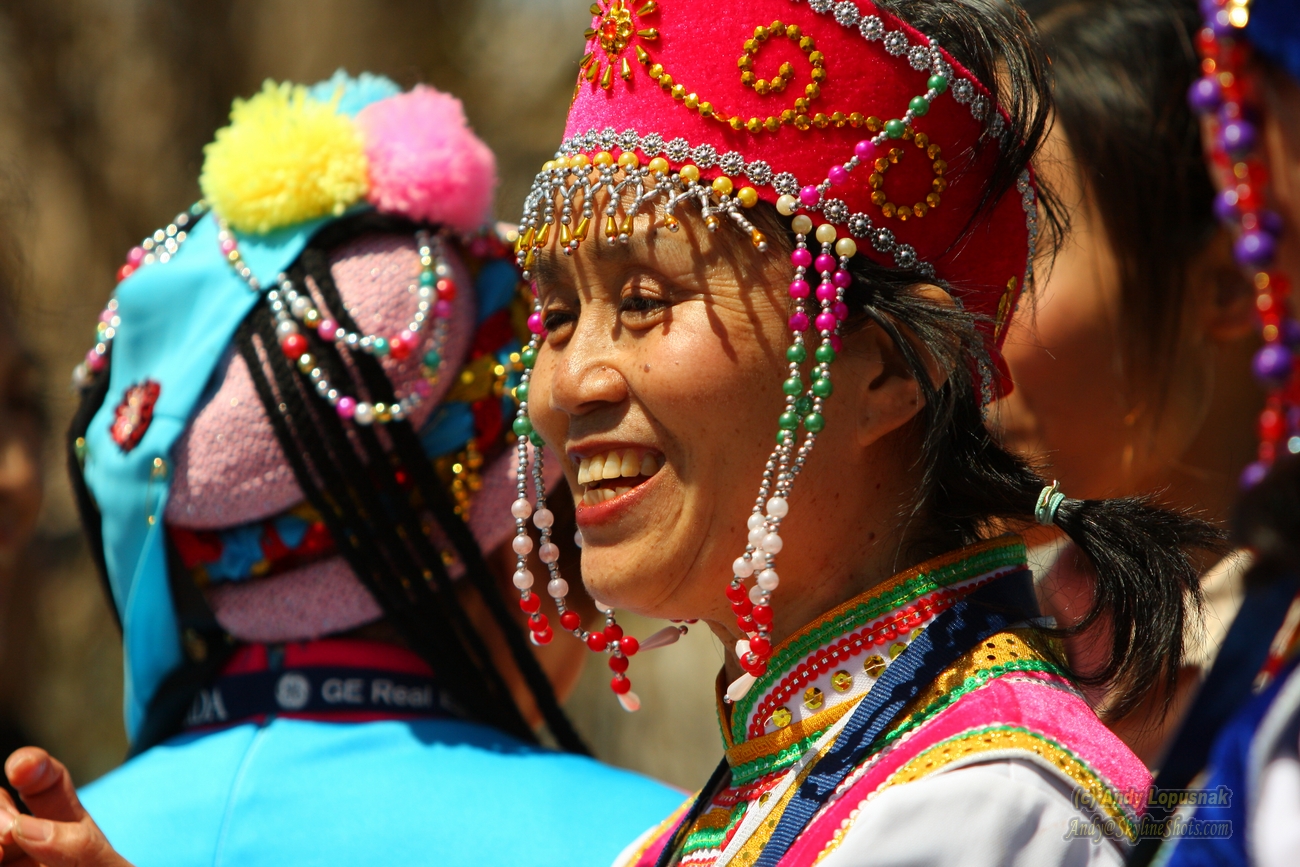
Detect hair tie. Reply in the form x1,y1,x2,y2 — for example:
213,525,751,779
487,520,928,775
1035,481,1066,527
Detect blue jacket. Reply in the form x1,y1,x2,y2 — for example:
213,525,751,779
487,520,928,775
81,716,683,867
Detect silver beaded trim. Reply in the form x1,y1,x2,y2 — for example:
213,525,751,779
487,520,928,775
544,128,935,278
796,0,1012,129
1017,170,1038,293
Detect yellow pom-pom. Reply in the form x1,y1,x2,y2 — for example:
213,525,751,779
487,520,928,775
200,80,369,234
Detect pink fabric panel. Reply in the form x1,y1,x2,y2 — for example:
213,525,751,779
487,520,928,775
166,232,476,530
205,557,383,642
776,673,1151,866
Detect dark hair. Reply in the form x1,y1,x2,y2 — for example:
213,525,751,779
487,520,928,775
69,213,587,753
1234,454,1300,589
1023,0,1220,405
747,0,1224,718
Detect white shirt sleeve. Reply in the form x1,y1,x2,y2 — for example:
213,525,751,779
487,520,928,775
817,758,1126,867
1252,754,1300,867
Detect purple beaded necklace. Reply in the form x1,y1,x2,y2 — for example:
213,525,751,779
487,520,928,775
1190,0,1300,486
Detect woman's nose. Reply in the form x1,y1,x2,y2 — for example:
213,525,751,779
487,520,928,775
544,318,630,420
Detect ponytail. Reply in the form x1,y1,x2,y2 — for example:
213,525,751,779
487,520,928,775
743,200,1224,720
854,258,1224,719
926,391,1221,717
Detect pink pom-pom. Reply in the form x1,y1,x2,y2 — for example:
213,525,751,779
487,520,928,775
356,86,497,233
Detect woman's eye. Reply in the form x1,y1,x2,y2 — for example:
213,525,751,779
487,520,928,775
543,308,575,332
619,295,668,316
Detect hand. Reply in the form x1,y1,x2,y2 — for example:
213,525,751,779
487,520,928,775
0,748,132,867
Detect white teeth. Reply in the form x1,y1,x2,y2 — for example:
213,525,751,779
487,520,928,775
575,448,666,504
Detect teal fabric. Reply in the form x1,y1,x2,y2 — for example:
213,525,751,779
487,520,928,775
80,717,684,867
82,212,333,742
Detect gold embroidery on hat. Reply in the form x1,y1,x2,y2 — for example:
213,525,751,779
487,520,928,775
582,0,660,90
623,18,860,135
869,129,946,221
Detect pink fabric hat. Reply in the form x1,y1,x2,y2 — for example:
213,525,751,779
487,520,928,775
167,231,558,642
74,73,557,739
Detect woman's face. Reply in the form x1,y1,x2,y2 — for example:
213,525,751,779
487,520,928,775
992,126,1234,500
529,203,921,636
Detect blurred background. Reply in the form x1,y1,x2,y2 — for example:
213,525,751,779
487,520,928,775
0,0,721,791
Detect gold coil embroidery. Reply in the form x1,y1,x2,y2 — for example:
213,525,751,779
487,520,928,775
868,129,946,220
590,15,893,136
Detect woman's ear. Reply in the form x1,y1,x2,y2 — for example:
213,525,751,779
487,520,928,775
851,284,955,448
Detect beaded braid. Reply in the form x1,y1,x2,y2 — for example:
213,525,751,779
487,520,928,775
297,216,589,751
237,289,531,737
229,213,587,750
723,219,857,701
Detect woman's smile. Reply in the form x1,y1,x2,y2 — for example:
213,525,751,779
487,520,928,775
571,445,665,522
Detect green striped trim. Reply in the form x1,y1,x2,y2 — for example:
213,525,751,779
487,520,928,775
732,658,1060,788
731,725,834,786
681,802,748,854
731,538,1026,741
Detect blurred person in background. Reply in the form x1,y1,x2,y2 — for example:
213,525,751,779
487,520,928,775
1137,455,1300,866
1132,0,1300,862
0,199,43,788
0,73,679,867
991,0,1259,766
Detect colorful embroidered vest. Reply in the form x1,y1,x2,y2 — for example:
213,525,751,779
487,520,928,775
622,537,1151,867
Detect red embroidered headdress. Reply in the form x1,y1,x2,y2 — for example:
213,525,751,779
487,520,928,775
519,0,1038,397
509,0,1042,705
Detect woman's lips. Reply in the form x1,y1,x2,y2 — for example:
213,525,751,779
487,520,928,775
573,447,664,526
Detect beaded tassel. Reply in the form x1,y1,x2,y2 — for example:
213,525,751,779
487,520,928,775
508,315,662,712
724,220,854,703
1191,0,1300,485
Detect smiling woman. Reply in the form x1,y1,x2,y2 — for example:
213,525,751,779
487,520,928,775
502,0,1228,865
